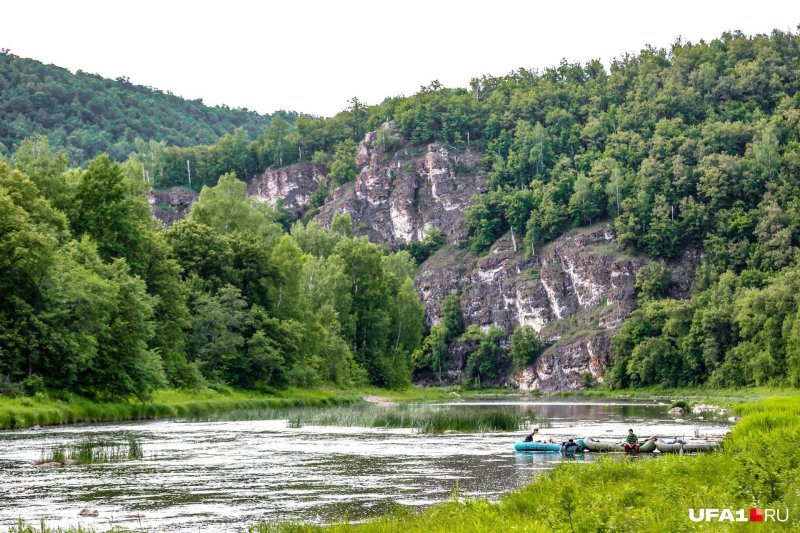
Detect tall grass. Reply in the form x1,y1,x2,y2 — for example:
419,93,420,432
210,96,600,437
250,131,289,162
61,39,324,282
8,520,124,533
0,389,361,430
282,404,544,433
0,386,527,430
37,435,144,465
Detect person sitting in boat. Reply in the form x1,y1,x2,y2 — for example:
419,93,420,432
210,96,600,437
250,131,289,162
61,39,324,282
623,429,640,453
523,427,540,442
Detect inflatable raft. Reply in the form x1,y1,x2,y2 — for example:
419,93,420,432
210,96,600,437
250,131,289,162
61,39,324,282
583,437,657,453
654,438,720,453
514,439,586,453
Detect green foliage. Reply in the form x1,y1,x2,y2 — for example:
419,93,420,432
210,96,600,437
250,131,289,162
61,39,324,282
414,293,465,379
568,173,605,225
189,172,283,244
38,435,144,465
509,325,544,369
578,371,596,389
670,400,691,411
440,294,465,342
398,227,446,265
0,51,272,163
414,325,449,378
615,263,800,389
0,153,424,400
328,139,359,186
634,261,672,304
463,326,507,386
283,403,532,433
331,212,353,237
464,190,508,253
0,389,361,430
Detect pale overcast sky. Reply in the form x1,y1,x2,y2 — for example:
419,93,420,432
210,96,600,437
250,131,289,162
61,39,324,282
3,1,799,117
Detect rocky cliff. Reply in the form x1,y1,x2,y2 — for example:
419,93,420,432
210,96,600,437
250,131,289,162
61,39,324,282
149,187,198,226
416,224,655,391
316,130,486,244
247,162,328,217
149,129,695,391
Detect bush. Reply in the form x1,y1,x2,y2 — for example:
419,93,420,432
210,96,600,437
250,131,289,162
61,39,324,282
510,325,544,369
579,371,596,389
670,400,691,411
21,375,46,396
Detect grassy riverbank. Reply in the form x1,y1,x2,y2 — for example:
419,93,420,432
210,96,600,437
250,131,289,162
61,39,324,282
0,388,363,430
246,393,800,532
555,385,800,412
0,383,786,431
0,385,515,430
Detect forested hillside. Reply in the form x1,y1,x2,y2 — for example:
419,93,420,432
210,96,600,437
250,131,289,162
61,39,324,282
0,140,423,399
3,28,800,400
0,50,282,163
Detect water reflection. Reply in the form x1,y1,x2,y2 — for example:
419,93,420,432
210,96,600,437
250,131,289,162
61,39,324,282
0,398,731,532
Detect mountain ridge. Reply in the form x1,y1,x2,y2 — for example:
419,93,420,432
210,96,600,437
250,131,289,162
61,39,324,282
0,50,284,163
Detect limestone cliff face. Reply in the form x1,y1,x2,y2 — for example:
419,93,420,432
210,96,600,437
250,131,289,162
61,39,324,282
248,162,328,217
416,224,653,391
149,187,198,227
316,130,485,244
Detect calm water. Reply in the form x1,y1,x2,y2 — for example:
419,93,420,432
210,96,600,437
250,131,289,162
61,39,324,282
0,398,731,532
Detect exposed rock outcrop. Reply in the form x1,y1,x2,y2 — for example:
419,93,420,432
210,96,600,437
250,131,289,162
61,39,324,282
149,187,198,227
416,224,652,391
316,133,485,244
248,162,328,217
516,332,612,392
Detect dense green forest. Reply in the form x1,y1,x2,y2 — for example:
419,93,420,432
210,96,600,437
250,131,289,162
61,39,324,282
0,50,285,163
3,29,800,398
0,137,424,399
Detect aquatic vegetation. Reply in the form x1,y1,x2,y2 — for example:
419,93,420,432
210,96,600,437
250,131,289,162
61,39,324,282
670,400,691,411
189,402,545,432
37,436,144,465
7,520,125,533
279,404,546,434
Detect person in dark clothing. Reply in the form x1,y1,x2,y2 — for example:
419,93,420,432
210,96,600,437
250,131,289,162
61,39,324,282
561,438,580,452
523,427,540,442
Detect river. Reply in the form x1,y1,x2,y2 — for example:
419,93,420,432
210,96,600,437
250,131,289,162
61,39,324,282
0,398,732,532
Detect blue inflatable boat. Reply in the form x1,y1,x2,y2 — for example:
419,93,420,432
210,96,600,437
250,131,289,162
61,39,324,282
514,439,586,453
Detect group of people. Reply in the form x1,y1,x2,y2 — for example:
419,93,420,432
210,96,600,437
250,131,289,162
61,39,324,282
522,427,581,452
523,427,642,454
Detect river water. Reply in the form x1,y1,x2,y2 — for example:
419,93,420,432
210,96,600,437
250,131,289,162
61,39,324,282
0,398,732,532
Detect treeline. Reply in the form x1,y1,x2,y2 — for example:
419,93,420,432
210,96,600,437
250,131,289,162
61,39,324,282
0,51,278,163
0,137,424,399
610,262,800,388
